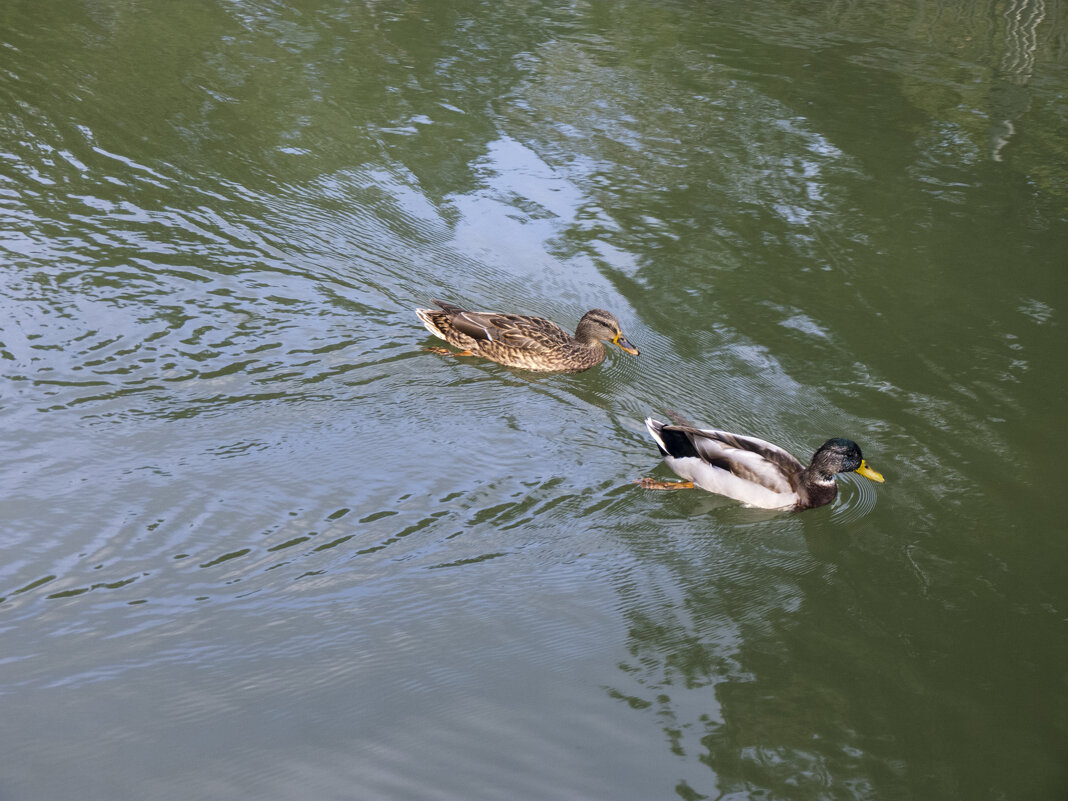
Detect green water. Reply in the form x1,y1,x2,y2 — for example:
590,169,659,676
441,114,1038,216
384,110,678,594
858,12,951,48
2,1,1065,798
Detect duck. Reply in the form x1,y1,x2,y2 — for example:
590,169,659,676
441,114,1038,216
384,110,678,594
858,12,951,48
416,299,639,373
638,412,884,510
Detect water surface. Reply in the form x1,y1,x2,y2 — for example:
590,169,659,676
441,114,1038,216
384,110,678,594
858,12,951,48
1,1,1066,799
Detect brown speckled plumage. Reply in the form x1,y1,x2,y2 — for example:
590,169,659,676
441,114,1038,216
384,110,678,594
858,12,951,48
416,299,639,373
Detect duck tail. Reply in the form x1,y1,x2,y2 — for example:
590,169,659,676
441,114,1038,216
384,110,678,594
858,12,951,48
645,417,670,456
431,299,466,315
646,416,701,460
415,307,445,338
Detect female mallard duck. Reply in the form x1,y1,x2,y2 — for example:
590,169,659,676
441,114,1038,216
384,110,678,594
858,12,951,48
416,299,639,373
638,413,884,510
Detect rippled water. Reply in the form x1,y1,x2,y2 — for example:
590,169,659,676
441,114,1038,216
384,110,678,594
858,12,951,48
2,1,1066,798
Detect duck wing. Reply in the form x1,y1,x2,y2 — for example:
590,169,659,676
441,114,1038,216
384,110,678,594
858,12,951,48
434,301,569,351
662,424,803,494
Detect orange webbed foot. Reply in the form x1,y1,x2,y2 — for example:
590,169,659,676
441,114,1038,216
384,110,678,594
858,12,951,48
634,478,695,490
424,347,474,357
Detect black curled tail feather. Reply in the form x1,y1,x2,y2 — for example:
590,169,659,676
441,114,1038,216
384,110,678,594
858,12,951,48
657,426,701,460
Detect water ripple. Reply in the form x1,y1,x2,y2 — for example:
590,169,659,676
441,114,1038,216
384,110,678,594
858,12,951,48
831,473,880,525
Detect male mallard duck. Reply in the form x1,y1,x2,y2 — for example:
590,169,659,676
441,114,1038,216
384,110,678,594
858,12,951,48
416,299,639,373
638,413,884,510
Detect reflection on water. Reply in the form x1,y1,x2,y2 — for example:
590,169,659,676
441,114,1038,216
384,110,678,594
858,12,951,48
989,0,1047,160
1,0,1066,798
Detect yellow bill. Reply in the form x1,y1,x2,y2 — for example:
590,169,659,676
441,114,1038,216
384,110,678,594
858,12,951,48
855,460,885,483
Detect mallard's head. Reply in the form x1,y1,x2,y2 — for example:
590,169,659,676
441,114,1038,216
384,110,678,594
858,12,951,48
575,309,640,355
810,438,885,482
